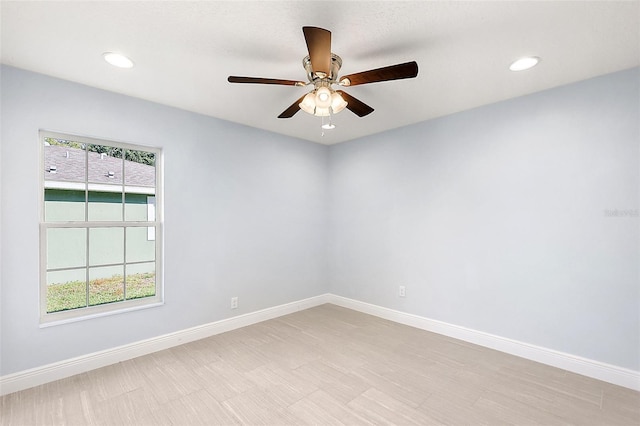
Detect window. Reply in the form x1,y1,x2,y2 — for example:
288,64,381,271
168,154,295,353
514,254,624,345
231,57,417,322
40,131,162,324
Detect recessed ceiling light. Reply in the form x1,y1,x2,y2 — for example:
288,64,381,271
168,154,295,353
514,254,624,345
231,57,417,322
509,56,540,71
103,52,134,69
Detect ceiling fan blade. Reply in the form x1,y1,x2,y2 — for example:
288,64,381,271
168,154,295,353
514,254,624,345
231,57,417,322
336,90,374,117
302,26,331,78
228,76,306,86
339,61,418,87
278,94,307,118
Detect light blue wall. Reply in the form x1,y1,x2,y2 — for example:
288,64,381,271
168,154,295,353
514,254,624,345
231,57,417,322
328,68,640,370
0,65,329,375
1,65,638,376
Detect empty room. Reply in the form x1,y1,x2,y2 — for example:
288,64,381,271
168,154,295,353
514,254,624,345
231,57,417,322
1,1,639,424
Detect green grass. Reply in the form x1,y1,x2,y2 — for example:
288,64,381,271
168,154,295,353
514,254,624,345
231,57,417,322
47,272,155,313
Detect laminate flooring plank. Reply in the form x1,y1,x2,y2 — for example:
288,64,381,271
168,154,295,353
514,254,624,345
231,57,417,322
290,359,371,404
215,343,273,373
419,394,507,426
473,393,569,426
350,363,446,408
1,387,40,426
347,387,444,425
602,383,640,417
155,389,241,426
194,360,257,402
168,341,222,368
221,387,303,425
137,362,201,406
243,363,317,406
287,389,375,425
85,362,146,402
91,387,158,426
258,339,321,371
314,342,370,374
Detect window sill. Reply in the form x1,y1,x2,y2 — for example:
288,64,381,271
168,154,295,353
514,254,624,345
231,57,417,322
39,300,164,328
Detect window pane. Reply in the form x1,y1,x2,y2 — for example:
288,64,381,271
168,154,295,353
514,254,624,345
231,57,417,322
89,265,124,306
47,228,86,269
126,262,156,300
43,138,86,184
126,227,156,263
45,189,85,222
89,227,124,266
88,144,123,185
124,193,149,221
125,149,155,187
88,191,123,221
46,269,87,313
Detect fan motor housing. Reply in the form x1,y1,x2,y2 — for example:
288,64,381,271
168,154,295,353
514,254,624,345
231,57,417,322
303,53,342,83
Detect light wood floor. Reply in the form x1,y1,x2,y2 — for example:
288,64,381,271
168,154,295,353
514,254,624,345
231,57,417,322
2,304,639,425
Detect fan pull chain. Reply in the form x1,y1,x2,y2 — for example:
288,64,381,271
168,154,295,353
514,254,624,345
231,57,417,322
321,111,335,137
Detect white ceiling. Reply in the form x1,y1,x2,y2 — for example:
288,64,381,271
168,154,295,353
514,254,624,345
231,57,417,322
2,1,639,145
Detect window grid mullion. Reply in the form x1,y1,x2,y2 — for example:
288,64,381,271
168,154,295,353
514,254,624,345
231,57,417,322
122,152,127,300
123,228,128,301
85,224,90,308
48,259,154,274
85,143,89,307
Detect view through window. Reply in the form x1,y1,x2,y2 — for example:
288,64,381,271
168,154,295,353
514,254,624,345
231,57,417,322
40,131,162,323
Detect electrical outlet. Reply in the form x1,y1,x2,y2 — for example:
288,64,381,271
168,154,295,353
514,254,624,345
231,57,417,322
231,296,238,309
399,286,406,297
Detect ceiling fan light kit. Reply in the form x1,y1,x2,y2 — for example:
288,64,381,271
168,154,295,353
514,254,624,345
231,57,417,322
299,85,348,117
228,26,419,123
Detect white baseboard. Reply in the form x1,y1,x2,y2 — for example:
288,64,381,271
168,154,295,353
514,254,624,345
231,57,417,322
327,294,640,391
0,293,330,396
2,292,638,395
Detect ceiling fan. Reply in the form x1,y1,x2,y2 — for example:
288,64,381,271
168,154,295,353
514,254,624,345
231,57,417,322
227,26,419,119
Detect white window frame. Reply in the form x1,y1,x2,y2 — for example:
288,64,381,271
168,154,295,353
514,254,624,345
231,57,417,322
39,130,163,326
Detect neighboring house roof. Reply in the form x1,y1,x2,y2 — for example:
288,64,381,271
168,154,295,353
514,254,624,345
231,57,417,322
44,145,155,188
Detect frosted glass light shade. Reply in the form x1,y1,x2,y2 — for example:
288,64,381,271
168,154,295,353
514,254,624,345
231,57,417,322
315,106,330,117
331,92,347,114
315,87,332,108
299,92,316,114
